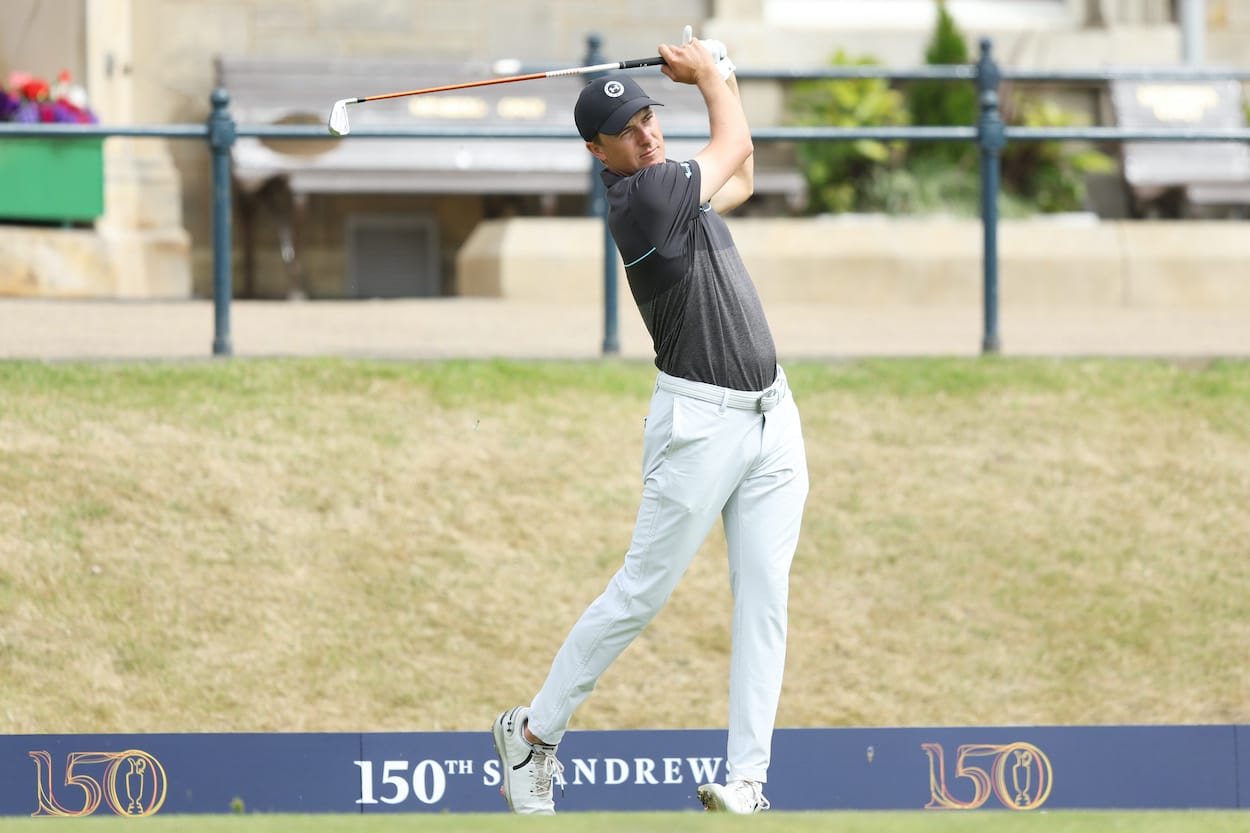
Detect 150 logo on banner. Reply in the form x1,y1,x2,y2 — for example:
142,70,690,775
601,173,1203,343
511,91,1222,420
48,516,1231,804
27,750,167,817
923,742,1052,810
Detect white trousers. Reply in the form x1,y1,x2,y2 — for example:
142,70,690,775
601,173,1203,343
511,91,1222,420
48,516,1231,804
528,367,809,784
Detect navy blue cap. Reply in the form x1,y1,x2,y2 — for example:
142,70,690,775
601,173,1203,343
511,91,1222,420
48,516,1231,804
574,74,663,141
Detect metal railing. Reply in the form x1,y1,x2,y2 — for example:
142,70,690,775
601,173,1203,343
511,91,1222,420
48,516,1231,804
3,38,1250,357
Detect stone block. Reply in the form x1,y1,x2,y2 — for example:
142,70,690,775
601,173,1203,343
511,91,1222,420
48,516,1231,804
0,228,114,297
1121,221,1250,307
0,225,191,299
999,217,1126,308
456,218,633,309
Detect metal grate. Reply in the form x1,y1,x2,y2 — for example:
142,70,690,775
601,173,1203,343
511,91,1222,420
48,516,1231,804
346,214,441,298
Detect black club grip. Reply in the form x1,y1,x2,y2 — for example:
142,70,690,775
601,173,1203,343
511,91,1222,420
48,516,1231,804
618,57,667,70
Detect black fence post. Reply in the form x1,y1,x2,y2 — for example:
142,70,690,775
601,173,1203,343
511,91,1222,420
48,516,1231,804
584,33,620,356
208,88,236,357
976,38,1005,355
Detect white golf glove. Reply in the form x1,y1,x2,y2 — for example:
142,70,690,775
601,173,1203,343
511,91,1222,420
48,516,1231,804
701,39,737,80
680,25,736,80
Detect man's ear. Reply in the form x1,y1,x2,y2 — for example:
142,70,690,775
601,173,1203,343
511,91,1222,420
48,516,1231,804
586,140,607,164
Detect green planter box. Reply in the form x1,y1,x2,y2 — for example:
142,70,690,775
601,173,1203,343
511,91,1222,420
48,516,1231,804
0,137,105,223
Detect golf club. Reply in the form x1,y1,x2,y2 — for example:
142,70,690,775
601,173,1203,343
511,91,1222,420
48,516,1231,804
327,56,666,136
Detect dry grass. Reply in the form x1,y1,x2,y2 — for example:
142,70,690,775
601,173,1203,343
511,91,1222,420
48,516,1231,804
1,358,1247,735
9,811,1250,833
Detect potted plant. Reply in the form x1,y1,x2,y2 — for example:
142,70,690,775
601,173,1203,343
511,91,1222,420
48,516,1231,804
0,70,104,224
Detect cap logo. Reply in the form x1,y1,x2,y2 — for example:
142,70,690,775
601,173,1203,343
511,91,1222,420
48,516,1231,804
604,80,625,98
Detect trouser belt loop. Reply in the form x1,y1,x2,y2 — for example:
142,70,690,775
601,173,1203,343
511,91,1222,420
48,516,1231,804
757,386,780,413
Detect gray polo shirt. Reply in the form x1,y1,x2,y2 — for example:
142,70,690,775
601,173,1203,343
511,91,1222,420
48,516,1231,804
601,159,777,392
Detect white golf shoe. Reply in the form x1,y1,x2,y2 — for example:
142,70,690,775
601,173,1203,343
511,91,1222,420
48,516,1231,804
492,706,563,815
698,779,772,813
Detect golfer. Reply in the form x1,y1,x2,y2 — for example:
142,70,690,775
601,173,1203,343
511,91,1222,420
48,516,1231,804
493,29,809,815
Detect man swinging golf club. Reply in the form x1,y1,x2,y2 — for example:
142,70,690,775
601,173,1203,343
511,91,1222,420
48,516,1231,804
492,26,809,815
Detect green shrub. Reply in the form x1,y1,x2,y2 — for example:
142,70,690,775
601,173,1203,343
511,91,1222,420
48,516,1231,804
859,157,981,216
784,0,1117,217
786,51,910,214
905,0,978,168
1001,97,1118,213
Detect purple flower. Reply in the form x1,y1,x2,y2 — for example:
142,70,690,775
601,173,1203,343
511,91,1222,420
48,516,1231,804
53,99,97,124
15,100,39,123
0,90,15,121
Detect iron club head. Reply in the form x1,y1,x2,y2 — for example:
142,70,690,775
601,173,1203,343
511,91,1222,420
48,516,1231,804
327,99,353,136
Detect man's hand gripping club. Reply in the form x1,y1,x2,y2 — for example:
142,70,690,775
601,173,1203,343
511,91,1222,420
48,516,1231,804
658,26,752,210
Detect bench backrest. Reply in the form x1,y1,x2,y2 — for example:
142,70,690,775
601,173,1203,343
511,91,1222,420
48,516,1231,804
1109,79,1250,188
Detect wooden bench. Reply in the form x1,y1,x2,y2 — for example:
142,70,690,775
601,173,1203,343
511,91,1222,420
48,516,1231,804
214,57,805,298
1109,78,1250,217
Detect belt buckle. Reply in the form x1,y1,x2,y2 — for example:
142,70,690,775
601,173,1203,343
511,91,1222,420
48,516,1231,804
757,387,780,413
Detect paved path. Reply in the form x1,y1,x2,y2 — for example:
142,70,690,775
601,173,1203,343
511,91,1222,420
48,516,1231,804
1,298,1248,361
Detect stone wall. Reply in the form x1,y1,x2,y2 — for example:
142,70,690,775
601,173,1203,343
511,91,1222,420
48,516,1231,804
456,216,1250,309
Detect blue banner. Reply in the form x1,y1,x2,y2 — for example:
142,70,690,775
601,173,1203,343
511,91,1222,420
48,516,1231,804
2,725,1245,817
